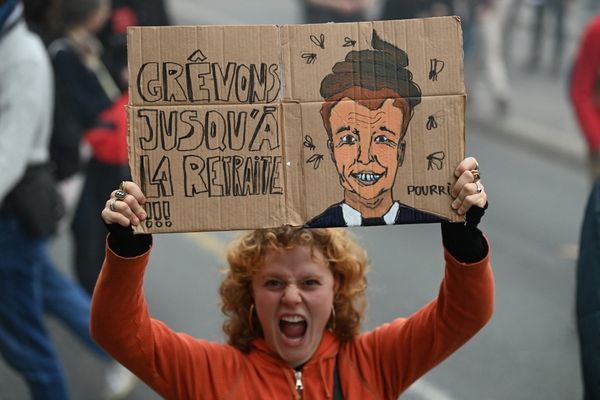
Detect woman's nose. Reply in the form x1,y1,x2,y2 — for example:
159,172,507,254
281,284,302,304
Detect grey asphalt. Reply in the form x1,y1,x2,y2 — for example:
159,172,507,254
167,0,594,168
467,1,592,170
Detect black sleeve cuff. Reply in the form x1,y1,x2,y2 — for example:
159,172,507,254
441,203,488,263
105,223,152,257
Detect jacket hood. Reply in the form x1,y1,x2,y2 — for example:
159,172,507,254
249,330,340,370
248,331,341,398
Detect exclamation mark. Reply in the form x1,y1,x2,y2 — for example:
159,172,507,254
163,201,172,227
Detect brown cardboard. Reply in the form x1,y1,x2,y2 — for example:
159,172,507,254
127,16,466,233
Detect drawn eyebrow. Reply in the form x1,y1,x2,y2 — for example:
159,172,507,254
380,126,399,135
335,126,351,134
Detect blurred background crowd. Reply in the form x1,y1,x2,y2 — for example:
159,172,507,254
1,0,599,398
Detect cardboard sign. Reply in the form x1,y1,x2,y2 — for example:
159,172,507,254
127,16,465,233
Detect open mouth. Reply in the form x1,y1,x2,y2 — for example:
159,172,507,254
279,315,307,342
350,172,383,186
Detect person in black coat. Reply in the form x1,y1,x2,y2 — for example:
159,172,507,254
380,0,454,20
576,177,600,399
299,0,372,23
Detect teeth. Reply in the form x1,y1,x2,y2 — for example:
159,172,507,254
355,173,381,182
281,315,305,323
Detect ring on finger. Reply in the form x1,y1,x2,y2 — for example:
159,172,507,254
109,199,117,212
475,181,483,193
472,169,481,182
115,189,127,201
119,180,126,191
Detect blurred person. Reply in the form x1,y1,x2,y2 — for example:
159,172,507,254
571,16,600,399
570,14,600,181
525,0,572,75
22,1,80,223
467,0,511,116
299,0,373,23
90,156,493,399
22,0,58,43
501,0,526,65
454,0,476,56
0,1,135,398
98,0,171,91
380,0,454,20
23,0,171,87
576,177,600,400
48,0,131,296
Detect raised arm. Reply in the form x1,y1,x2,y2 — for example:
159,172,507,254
348,157,494,397
90,182,240,398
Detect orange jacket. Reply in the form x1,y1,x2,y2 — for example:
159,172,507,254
91,239,494,399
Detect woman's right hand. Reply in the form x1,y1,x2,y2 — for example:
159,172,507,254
101,181,147,227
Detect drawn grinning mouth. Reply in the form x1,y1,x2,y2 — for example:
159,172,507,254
350,172,383,186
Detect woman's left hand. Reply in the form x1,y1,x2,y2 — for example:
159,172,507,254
450,157,487,215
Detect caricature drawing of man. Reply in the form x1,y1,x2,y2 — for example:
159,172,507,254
306,30,443,227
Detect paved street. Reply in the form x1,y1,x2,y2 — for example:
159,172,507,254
0,0,593,398
0,124,587,399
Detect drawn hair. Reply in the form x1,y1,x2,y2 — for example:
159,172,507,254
220,226,369,353
320,30,422,139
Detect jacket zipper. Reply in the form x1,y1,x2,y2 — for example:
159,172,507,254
294,369,303,399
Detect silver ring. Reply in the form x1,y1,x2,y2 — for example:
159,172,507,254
109,199,117,212
115,189,127,201
475,181,483,193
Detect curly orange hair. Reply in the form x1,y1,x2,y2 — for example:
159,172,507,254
219,226,369,353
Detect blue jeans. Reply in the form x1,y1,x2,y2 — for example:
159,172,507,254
576,179,600,399
0,214,106,400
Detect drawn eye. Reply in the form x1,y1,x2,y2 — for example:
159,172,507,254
374,135,390,144
340,135,356,144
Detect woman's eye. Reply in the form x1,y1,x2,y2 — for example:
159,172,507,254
265,280,282,288
303,279,321,287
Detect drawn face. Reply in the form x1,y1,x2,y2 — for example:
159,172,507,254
328,98,404,200
252,246,336,367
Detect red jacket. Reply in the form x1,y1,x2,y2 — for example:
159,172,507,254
84,92,129,165
570,15,600,152
91,239,494,399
